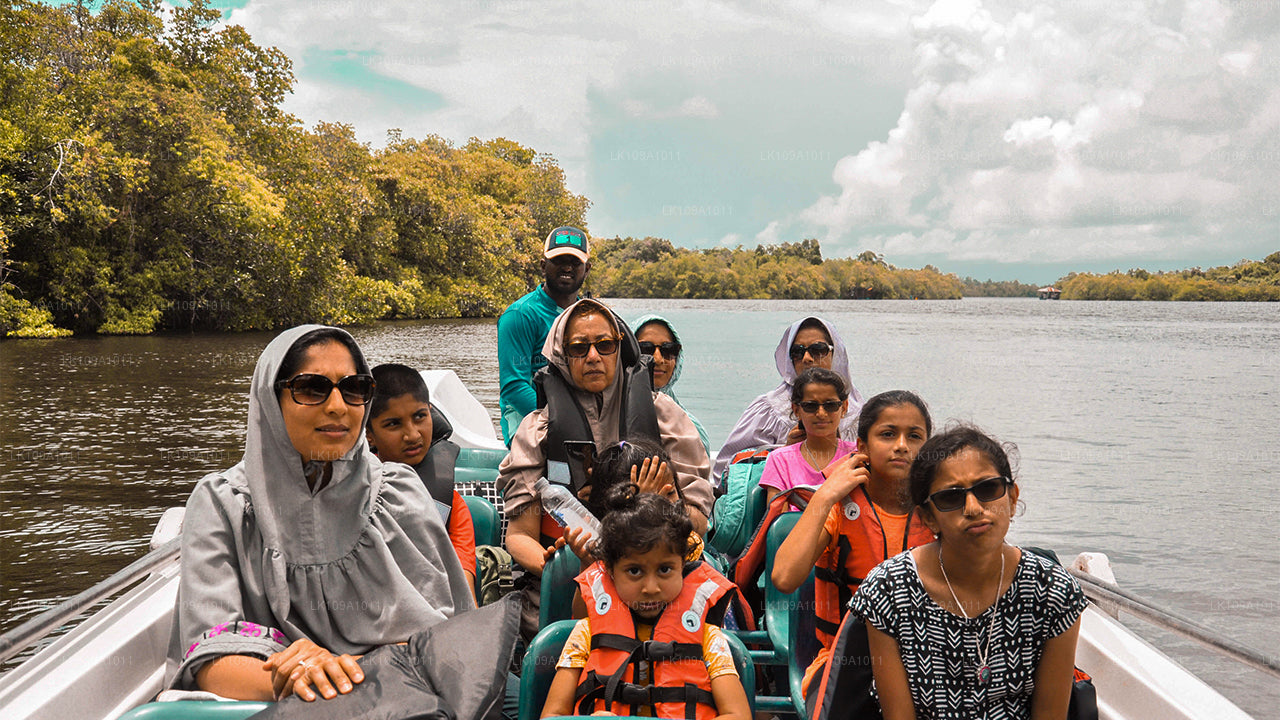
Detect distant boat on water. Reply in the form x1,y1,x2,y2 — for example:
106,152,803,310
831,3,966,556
1039,286,1062,299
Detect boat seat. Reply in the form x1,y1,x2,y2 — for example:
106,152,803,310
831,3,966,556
538,547,582,629
751,511,812,717
519,619,756,720
116,700,270,719
456,446,508,470
454,465,500,485
463,494,501,548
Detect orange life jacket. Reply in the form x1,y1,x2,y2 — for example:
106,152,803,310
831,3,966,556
573,560,735,720
539,512,565,547
812,485,935,645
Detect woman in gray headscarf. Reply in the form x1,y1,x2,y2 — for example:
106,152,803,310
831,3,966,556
711,316,864,484
167,325,473,702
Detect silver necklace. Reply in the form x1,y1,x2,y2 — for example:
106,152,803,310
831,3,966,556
939,544,1004,685
801,440,835,471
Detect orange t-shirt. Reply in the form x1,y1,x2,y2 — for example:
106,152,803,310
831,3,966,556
447,490,477,574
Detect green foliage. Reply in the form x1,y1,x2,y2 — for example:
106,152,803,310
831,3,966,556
590,238,963,300
1058,259,1280,301
961,277,1040,297
0,0,587,335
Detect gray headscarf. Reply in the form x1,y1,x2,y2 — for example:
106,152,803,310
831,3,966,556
167,325,473,689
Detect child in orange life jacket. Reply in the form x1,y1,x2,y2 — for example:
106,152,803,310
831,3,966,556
771,390,936,701
541,485,751,720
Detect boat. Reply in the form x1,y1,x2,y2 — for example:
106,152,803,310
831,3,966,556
0,369,1274,720
1039,286,1062,299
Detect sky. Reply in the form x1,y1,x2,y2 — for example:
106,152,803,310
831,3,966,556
109,1,1280,282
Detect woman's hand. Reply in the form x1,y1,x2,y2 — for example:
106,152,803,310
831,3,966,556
263,638,363,702
542,536,568,565
631,456,674,497
785,424,807,445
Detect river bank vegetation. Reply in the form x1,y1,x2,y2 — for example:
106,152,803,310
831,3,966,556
590,238,963,300
1058,254,1280,301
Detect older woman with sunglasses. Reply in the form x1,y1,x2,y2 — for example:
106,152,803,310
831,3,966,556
166,326,474,702
712,316,864,485
631,314,711,455
499,300,713,637
848,426,1085,720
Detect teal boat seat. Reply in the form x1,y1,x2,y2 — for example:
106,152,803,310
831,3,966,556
456,446,508,470
519,619,756,720
518,619,577,720
455,465,500,485
538,546,582,629
752,510,811,716
463,494,501,548
116,701,270,719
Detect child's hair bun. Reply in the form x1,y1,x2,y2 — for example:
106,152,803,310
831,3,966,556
597,487,694,569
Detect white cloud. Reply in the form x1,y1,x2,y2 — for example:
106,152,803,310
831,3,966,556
798,0,1280,264
225,0,912,221
754,221,781,245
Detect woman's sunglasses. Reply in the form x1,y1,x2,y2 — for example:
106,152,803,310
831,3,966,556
565,337,620,358
796,400,843,414
638,341,681,359
275,373,376,406
789,341,832,361
926,476,1011,512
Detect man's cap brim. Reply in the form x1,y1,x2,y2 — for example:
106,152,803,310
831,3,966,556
544,247,589,261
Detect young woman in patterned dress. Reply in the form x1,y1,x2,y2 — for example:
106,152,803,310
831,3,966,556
849,426,1087,720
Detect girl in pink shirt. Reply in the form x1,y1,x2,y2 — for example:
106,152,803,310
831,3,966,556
757,368,856,504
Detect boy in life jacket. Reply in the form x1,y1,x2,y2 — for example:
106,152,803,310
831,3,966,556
541,485,750,720
367,363,477,598
770,391,937,704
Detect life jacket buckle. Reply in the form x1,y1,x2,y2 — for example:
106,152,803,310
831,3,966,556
642,640,676,661
618,683,651,706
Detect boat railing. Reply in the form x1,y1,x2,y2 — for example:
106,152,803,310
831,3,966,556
3,545,1276,683
1069,567,1280,680
0,538,180,666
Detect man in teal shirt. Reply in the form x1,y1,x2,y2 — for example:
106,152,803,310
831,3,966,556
498,226,591,444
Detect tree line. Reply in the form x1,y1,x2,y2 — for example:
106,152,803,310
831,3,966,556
1057,254,1280,301
0,0,587,337
588,238,963,300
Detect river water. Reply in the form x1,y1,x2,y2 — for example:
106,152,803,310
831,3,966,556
1,298,1277,716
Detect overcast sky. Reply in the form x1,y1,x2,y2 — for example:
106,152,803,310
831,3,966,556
165,2,1280,281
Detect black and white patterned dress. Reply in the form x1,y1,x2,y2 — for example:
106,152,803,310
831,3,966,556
848,548,1087,720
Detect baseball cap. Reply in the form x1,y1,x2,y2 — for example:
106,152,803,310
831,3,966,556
544,226,590,262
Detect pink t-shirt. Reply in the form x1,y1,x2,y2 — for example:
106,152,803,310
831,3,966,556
758,439,858,495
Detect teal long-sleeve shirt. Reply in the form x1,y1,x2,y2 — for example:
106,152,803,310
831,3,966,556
497,286,565,443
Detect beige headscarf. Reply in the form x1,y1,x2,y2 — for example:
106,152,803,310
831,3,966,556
498,299,713,518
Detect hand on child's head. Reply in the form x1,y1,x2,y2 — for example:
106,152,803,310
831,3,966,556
631,456,670,496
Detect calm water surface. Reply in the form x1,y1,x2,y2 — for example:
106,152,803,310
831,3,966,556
1,298,1277,716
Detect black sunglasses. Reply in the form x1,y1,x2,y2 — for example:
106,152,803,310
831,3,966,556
796,400,843,414
789,341,832,362
565,337,620,358
274,373,376,406
638,341,681,359
926,477,1011,512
